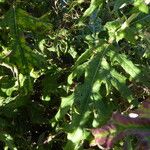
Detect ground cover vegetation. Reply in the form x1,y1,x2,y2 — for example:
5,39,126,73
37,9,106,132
0,0,150,149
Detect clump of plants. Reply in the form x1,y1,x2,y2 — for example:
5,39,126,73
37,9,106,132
0,0,149,149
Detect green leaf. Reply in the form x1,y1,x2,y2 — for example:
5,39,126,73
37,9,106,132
100,58,135,103
74,48,93,67
0,133,17,150
68,62,87,84
55,94,74,121
108,50,141,79
138,3,149,13
110,70,134,103
65,45,108,149
16,8,53,31
83,0,104,18
134,0,149,14
0,0,5,3
105,20,121,42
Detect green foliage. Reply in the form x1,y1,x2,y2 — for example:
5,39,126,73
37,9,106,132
0,0,149,149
